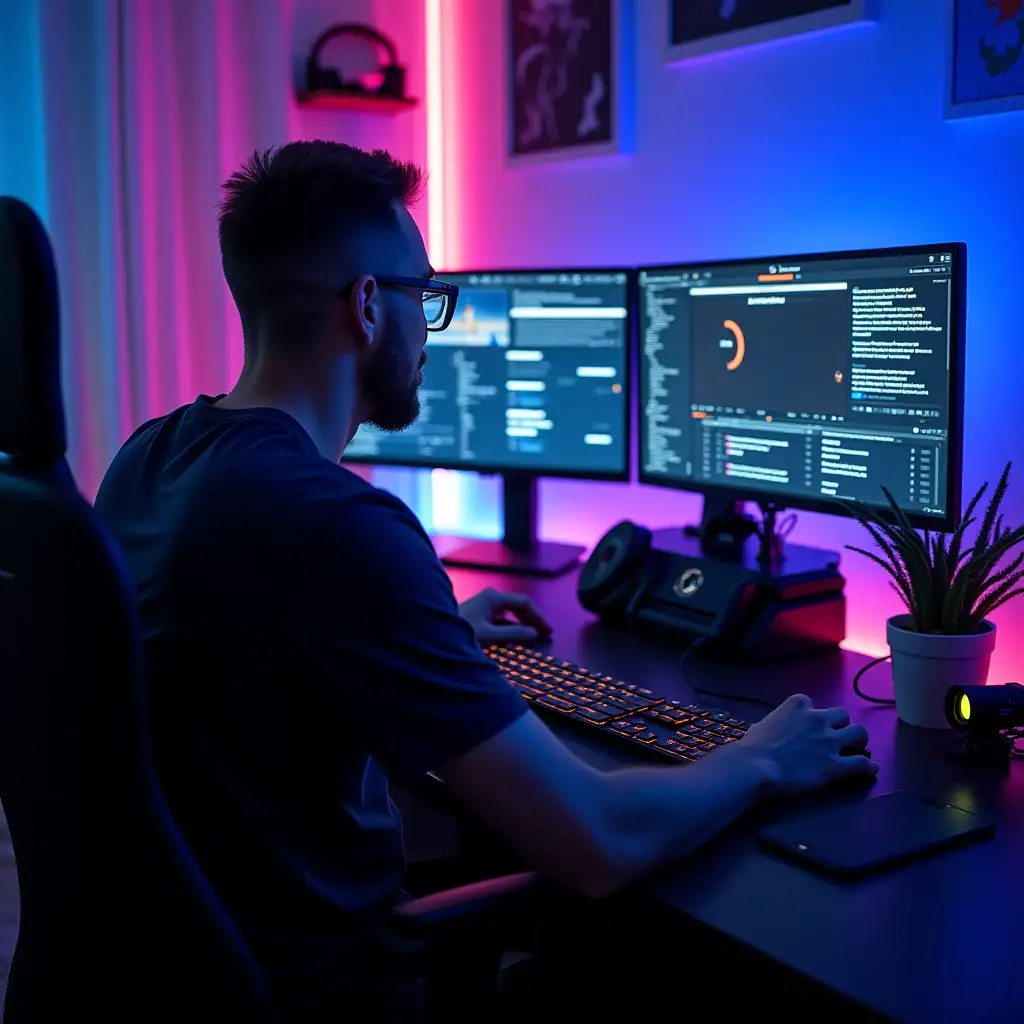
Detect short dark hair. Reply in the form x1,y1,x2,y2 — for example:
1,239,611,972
218,141,424,352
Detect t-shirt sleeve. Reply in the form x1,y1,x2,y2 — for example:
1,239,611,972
291,490,529,779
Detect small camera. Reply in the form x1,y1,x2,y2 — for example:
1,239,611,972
945,683,1024,765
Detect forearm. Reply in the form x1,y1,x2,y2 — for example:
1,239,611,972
443,695,869,900
592,744,776,894
439,712,777,901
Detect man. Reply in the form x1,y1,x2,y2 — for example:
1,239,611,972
95,141,877,1020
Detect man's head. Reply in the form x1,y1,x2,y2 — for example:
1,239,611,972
218,141,434,432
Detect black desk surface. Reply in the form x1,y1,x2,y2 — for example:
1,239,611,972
444,560,1024,1024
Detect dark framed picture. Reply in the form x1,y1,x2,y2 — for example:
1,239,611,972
947,0,1024,118
508,0,621,163
665,0,877,63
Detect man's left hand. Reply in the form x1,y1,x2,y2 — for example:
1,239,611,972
458,587,554,644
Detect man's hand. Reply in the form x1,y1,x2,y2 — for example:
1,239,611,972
459,587,553,644
733,693,878,795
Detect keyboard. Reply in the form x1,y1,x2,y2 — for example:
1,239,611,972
486,644,749,765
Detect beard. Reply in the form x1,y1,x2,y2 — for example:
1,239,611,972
362,320,422,433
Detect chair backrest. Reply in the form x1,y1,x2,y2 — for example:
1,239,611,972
0,197,276,1022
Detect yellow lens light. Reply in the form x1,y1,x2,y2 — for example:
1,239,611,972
959,693,971,722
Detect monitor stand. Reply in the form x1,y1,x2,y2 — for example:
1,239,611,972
440,474,584,577
685,498,796,567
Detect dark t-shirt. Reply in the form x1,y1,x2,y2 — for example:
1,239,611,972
94,396,527,1016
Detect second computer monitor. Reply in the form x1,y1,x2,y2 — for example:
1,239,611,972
345,268,631,479
638,244,966,529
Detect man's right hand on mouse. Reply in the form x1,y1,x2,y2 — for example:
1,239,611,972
730,693,879,795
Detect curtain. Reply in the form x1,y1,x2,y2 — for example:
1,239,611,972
0,0,434,518
1,0,290,490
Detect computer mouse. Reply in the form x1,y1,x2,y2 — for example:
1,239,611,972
837,744,877,786
841,745,872,760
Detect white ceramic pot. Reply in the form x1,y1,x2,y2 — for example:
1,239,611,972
887,614,997,729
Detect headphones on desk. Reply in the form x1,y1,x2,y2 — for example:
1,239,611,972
304,23,408,101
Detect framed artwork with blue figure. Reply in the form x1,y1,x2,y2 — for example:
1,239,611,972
665,0,877,63
508,0,627,163
948,0,1024,117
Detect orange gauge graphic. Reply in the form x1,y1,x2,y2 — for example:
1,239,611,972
724,319,745,371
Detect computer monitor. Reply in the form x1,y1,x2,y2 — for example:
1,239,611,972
638,243,966,536
344,267,632,575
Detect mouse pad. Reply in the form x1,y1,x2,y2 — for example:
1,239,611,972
757,791,996,879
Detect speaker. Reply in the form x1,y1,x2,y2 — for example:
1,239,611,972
304,24,408,101
578,521,846,660
578,520,652,612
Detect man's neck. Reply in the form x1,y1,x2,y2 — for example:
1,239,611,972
217,370,355,462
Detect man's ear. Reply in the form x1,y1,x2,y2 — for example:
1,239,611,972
347,274,381,350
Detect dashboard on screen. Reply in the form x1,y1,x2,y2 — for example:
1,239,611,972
345,269,631,479
638,245,965,524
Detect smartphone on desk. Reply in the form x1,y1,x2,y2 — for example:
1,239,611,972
758,790,995,879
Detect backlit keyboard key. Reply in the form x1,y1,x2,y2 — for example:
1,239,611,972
485,647,750,767
537,696,575,712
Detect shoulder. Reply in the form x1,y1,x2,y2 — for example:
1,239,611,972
112,409,177,456
293,476,451,608
95,408,181,506
99,403,202,479
311,481,434,564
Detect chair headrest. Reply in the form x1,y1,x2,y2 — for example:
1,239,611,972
0,197,66,464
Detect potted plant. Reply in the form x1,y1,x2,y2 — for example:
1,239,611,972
845,462,1024,729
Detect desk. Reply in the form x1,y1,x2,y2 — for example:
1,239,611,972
443,561,1024,1024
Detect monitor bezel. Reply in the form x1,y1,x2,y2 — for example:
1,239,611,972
636,242,967,531
342,266,635,483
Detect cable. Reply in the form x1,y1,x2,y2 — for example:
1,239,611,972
852,654,896,705
679,641,779,712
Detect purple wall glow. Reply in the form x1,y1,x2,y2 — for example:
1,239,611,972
433,0,1024,675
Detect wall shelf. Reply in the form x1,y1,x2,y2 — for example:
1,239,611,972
296,90,418,114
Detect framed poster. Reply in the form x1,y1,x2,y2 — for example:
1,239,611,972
665,0,877,63
947,0,1024,118
509,0,621,163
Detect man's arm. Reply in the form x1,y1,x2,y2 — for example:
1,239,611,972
297,488,875,897
440,694,876,899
